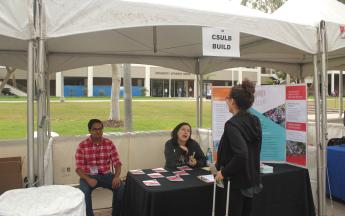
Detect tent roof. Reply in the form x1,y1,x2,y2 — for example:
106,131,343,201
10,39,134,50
273,0,345,26
43,0,317,76
0,0,34,70
272,0,345,52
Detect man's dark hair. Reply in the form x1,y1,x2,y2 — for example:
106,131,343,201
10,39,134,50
171,122,192,146
88,119,103,130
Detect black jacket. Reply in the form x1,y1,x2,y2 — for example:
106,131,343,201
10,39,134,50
164,139,207,170
216,110,262,189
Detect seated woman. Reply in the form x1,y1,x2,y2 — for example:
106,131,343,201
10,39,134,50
164,122,207,170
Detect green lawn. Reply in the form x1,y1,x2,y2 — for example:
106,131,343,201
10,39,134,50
0,100,211,140
2,95,345,140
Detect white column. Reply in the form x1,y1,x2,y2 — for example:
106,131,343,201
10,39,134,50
56,72,61,97
56,72,64,102
238,68,243,84
256,68,261,86
286,73,291,84
144,65,151,96
184,80,188,97
194,74,198,98
331,71,335,94
169,72,172,98
87,66,93,97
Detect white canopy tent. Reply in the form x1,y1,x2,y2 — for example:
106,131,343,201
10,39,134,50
1,0,320,185
43,0,318,76
0,0,33,69
41,0,321,145
40,0,323,177
1,1,330,215
0,0,36,189
272,1,345,215
273,0,345,75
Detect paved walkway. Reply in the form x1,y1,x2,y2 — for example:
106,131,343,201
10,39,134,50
0,98,201,103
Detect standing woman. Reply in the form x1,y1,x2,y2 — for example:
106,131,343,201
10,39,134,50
164,122,207,170
215,79,262,216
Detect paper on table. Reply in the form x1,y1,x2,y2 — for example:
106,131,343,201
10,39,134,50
142,179,161,186
166,175,184,182
129,169,145,175
152,168,168,173
177,166,193,171
147,173,165,178
198,174,215,183
173,170,190,176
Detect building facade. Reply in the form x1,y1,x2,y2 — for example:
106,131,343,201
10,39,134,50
1,64,270,97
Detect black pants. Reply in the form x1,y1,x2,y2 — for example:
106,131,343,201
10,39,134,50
215,187,253,216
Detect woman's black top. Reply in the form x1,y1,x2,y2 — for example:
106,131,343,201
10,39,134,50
164,139,207,170
216,110,262,190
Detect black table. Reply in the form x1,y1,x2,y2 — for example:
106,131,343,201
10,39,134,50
123,168,213,216
254,164,315,216
123,164,315,216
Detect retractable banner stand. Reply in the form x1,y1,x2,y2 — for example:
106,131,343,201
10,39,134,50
251,85,286,162
211,84,307,167
211,87,232,161
285,85,308,166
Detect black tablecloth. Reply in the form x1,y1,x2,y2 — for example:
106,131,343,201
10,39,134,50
252,164,315,216
123,169,213,216
123,164,315,216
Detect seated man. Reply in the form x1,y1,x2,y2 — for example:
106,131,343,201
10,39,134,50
75,119,124,216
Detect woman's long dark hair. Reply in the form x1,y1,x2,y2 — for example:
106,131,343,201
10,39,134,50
171,122,192,146
230,79,255,110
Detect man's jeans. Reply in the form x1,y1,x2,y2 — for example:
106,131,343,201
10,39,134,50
79,173,124,216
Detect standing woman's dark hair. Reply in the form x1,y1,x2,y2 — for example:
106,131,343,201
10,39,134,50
171,122,192,146
230,79,255,110
215,79,262,216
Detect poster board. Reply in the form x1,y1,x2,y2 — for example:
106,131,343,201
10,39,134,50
211,84,307,167
285,85,308,166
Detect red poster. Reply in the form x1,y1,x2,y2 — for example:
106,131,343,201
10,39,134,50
285,84,307,167
286,122,306,132
286,85,307,100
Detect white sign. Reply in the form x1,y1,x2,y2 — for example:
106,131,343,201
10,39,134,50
202,27,240,57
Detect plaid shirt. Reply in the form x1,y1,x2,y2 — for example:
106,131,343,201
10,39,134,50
75,136,121,175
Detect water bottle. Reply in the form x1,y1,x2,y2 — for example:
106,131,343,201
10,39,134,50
206,147,213,165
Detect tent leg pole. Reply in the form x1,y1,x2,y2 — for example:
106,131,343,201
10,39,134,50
27,40,35,187
339,70,343,118
313,54,322,216
199,74,203,128
319,21,328,216
124,64,133,132
195,59,201,128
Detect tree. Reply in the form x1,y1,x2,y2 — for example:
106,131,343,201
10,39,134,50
339,0,345,4
0,67,16,95
109,64,121,121
241,0,286,13
103,64,123,128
